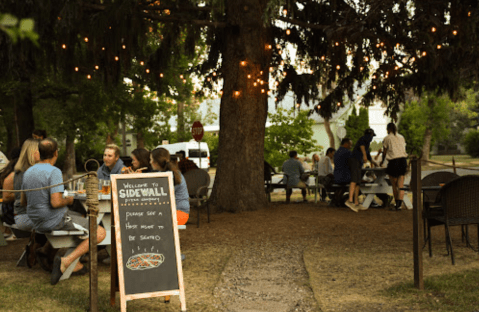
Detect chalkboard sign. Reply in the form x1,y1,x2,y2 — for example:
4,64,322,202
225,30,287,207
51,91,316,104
111,172,186,312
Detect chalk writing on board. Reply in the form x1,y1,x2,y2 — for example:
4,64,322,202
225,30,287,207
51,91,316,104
126,253,165,271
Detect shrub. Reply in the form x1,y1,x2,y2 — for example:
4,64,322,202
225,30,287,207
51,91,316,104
463,130,479,157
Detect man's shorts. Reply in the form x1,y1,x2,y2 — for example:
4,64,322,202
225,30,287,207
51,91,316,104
348,158,362,184
287,181,307,189
53,209,89,232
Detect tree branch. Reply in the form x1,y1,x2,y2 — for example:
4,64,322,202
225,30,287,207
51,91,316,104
141,5,213,12
140,12,226,28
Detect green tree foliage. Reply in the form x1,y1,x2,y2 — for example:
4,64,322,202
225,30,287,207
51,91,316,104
0,13,38,44
398,92,452,157
344,106,369,145
463,130,479,157
264,108,322,168
202,133,219,167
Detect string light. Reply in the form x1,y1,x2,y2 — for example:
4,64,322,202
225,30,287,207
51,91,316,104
275,81,279,86
280,60,285,65
257,79,261,82
278,50,282,55
321,56,325,61
266,44,272,50
160,73,164,78
431,27,436,32
122,45,126,49
62,44,66,49
468,12,471,17
380,42,384,46
437,44,442,49
261,89,265,93
115,56,119,61
74,67,79,72
234,91,240,97
87,75,91,79
269,67,274,72
180,75,184,79
336,65,340,70
372,75,376,79
411,57,415,62
275,97,278,102
240,61,246,66
140,61,144,66
335,42,339,46
296,103,300,108
207,77,211,81
260,71,263,75
317,105,321,109
453,30,458,35
95,65,99,70
183,79,186,83
373,86,377,89
146,69,150,73
219,90,223,95
395,66,399,70
283,72,287,76
267,90,271,95
396,43,400,48
286,29,291,35
260,80,264,85
337,102,341,106
283,9,287,15
364,56,369,62
376,43,380,48
276,44,281,49
253,82,257,86
102,47,105,51
84,37,88,42
212,72,217,76
422,51,427,56
360,67,364,71
247,74,251,79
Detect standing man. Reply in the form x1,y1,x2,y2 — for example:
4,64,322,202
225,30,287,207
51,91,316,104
97,144,126,180
176,150,198,174
22,138,106,285
282,150,307,203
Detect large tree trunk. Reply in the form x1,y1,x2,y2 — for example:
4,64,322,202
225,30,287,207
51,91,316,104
63,134,76,181
421,128,432,164
209,0,271,212
136,131,145,149
14,77,35,145
324,117,335,148
0,93,18,154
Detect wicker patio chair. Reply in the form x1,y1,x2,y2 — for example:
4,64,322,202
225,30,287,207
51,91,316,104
421,171,459,257
183,169,211,228
433,175,479,265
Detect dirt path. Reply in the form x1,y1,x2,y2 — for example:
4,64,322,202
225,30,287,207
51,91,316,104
214,241,319,312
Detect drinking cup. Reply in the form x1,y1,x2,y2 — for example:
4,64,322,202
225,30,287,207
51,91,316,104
102,180,111,195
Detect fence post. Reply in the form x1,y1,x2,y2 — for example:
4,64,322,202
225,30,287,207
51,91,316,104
452,156,456,174
411,156,424,290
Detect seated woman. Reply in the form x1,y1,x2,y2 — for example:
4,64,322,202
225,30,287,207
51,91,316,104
122,148,152,173
2,138,40,231
150,148,190,226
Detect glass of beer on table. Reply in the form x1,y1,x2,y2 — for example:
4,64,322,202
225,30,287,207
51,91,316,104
102,180,111,195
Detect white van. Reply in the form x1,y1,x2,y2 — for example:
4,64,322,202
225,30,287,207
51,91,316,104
156,141,210,171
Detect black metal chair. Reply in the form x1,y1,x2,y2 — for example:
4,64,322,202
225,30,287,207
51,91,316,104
421,171,459,257
433,175,479,265
183,169,210,228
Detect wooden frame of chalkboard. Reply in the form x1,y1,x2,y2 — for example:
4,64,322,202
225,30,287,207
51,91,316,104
111,172,186,312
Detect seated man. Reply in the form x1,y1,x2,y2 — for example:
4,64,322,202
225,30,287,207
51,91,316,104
22,138,106,285
318,147,335,201
97,144,125,180
177,150,198,174
282,150,307,203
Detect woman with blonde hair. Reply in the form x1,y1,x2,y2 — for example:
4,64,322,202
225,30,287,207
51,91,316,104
2,138,40,231
150,148,190,225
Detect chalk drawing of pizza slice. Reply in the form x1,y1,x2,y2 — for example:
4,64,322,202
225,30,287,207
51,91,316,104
126,253,165,270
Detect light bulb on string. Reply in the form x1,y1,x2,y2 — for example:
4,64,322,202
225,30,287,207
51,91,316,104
373,86,377,90
115,56,119,61
360,67,364,71
234,91,240,97
102,47,105,51
276,44,281,49
146,69,150,73
280,60,285,65
260,71,263,75
317,105,321,109
240,61,246,66
95,65,99,70
213,72,217,76
253,82,257,86
283,9,287,15
337,102,341,107
269,67,273,72
321,56,325,61
266,44,272,50
431,27,436,32
247,74,251,79
87,75,91,79
286,29,291,35
267,90,271,95
122,45,126,49
62,44,66,49
207,77,211,81
422,51,427,56
140,61,144,66
336,65,340,70
364,56,369,62
283,72,287,76
278,50,282,55
335,42,339,46
296,103,300,108
275,97,278,101
260,80,264,85
160,73,164,78
74,67,79,72
261,89,265,93
437,44,442,49
180,75,184,79
183,79,186,83
453,30,458,35
84,37,89,42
